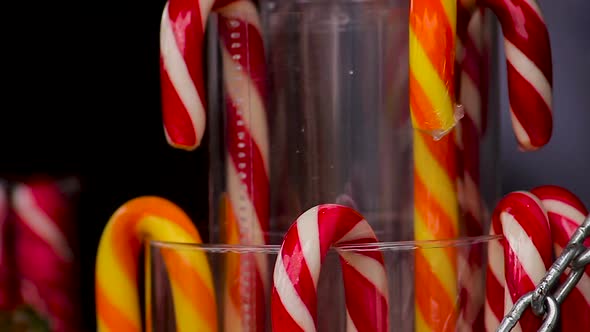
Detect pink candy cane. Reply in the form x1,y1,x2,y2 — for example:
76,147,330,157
485,191,553,331
12,180,82,332
531,185,590,331
272,204,389,332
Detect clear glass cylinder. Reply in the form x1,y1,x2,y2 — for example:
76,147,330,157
148,236,499,331
206,0,501,243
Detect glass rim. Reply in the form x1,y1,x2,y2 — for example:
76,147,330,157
149,234,501,253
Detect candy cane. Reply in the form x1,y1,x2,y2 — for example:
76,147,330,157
272,204,389,332
217,1,269,331
11,180,82,332
95,196,216,332
531,185,590,331
413,131,459,332
463,0,553,150
485,191,553,331
410,1,460,328
455,7,486,332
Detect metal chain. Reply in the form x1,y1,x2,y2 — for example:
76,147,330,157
497,214,590,332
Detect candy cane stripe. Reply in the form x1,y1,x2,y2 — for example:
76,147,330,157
274,254,316,331
501,213,548,283
505,40,552,110
339,251,388,300
297,210,321,288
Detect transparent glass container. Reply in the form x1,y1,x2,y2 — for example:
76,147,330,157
205,0,501,244
148,236,499,331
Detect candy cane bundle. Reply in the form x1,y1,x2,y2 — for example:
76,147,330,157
272,204,389,332
11,180,83,332
95,197,216,332
485,186,589,331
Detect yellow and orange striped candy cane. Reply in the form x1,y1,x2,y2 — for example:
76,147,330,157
413,132,459,332
410,0,459,138
411,0,459,331
95,197,216,332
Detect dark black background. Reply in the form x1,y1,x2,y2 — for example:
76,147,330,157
3,1,209,329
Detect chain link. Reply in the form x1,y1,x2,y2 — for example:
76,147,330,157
497,214,590,332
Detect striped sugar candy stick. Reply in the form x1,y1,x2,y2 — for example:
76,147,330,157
95,196,216,332
485,191,553,331
410,1,460,330
455,6,486,332
11,179,82,332
272,204,389,332
218,1,269,331
531,185,590,331
409,0,460,138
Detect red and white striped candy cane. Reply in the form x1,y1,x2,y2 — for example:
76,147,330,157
12,179,82,332
485,191,553,331
272,204,389,332
218,1,270,330
160,0,239,149
460,0,553,150
160,0,212,150
531,185,590,331
456,7,486,332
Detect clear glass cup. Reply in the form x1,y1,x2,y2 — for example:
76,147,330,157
205,0,501,244
148,235,499,331
200,1,504,331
